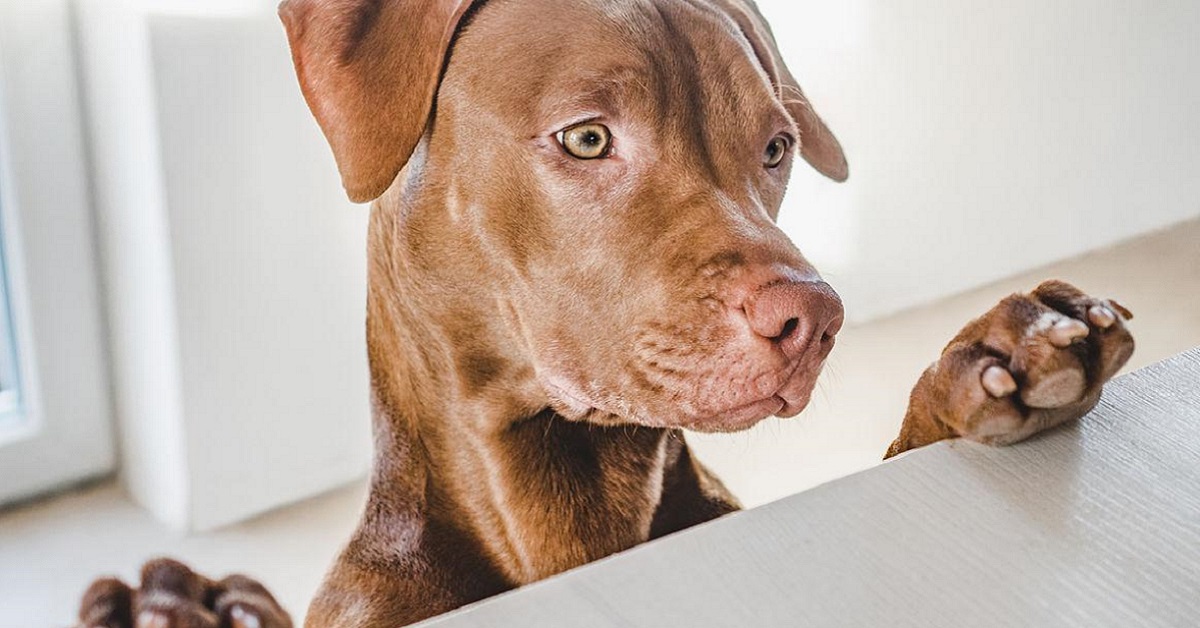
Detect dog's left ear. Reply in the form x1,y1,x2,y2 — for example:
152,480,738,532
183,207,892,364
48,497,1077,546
279,0,475,203
710,0,849,182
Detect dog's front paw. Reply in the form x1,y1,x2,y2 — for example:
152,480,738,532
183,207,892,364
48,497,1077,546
888,280,1135,457
77,558,291,628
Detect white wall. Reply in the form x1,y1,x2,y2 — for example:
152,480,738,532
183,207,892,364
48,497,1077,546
764,0,1200,323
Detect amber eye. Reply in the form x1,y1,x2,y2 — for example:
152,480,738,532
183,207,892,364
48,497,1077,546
764,135,791,168
558,123,613,160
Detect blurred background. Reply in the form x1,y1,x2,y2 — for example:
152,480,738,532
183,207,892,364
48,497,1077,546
0,0,1197,624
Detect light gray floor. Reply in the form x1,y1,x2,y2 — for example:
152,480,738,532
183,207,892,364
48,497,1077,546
2,220,1198,626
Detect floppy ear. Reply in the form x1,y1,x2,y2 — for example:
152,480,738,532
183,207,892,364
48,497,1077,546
279,0,476,202
709,0,849,182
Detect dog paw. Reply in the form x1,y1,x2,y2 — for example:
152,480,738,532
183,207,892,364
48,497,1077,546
909,280,1135,448
77,558,292,628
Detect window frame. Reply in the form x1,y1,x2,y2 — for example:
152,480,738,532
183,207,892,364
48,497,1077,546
0,0,115,505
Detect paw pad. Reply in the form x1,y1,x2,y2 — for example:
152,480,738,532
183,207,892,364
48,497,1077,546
981,365,1018,398
1021,363,1088,409
135,611,170,628
1047,317,1089,348
230,605,263,628
1088,305,1117,329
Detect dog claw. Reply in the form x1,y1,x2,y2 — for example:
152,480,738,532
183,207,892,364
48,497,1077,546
1048,318,1089,348
136,611,170,628
981,365,1018,398
1088,305,1117,329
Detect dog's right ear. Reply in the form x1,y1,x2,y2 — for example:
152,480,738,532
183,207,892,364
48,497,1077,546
279,0,475,203
709,0,849,183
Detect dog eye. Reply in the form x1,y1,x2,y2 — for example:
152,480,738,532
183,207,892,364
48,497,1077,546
764,135,791,168
558,123,612,160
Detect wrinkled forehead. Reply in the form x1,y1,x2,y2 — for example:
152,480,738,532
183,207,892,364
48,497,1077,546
446,0,793,133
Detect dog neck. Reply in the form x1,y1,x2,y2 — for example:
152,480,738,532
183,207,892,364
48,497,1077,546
359,191,672,586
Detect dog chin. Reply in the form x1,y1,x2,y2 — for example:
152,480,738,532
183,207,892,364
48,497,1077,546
541,371,817,432
682,393,807,433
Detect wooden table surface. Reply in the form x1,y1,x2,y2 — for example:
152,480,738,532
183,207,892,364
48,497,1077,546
423,348,1200,628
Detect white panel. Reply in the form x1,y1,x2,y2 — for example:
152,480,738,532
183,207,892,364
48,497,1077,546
76,6,371,530
148,15,372,530
74,0,191,527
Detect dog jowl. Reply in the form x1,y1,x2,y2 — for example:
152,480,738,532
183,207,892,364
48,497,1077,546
75,1,1133,627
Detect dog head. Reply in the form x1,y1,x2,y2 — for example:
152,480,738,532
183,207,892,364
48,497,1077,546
281,0,848,432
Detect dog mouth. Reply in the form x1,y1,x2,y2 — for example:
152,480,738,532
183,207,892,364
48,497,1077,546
540,357,824,433
682,367,820,433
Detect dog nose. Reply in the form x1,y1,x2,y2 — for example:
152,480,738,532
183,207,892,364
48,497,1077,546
744,280,844,359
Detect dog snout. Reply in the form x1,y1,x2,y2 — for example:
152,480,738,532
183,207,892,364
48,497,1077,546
743,280,844,360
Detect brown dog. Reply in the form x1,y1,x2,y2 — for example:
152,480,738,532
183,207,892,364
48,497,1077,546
76,0,1135,626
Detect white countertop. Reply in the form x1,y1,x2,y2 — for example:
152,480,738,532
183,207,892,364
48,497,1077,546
423,347,1200,627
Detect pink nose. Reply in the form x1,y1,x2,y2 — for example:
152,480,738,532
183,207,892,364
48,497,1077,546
744,280,845,359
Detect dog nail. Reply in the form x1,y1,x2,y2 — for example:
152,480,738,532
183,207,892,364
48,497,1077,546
230,606,262,628
1049,318,1089,347
136,612,170,628
1088,305,1116,329
982,365,1018,398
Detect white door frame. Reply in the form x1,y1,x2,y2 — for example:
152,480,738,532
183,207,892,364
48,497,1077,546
0,0,114,504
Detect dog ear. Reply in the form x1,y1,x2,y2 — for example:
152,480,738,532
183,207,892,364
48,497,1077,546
279,0,475,202
710,0,849,182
